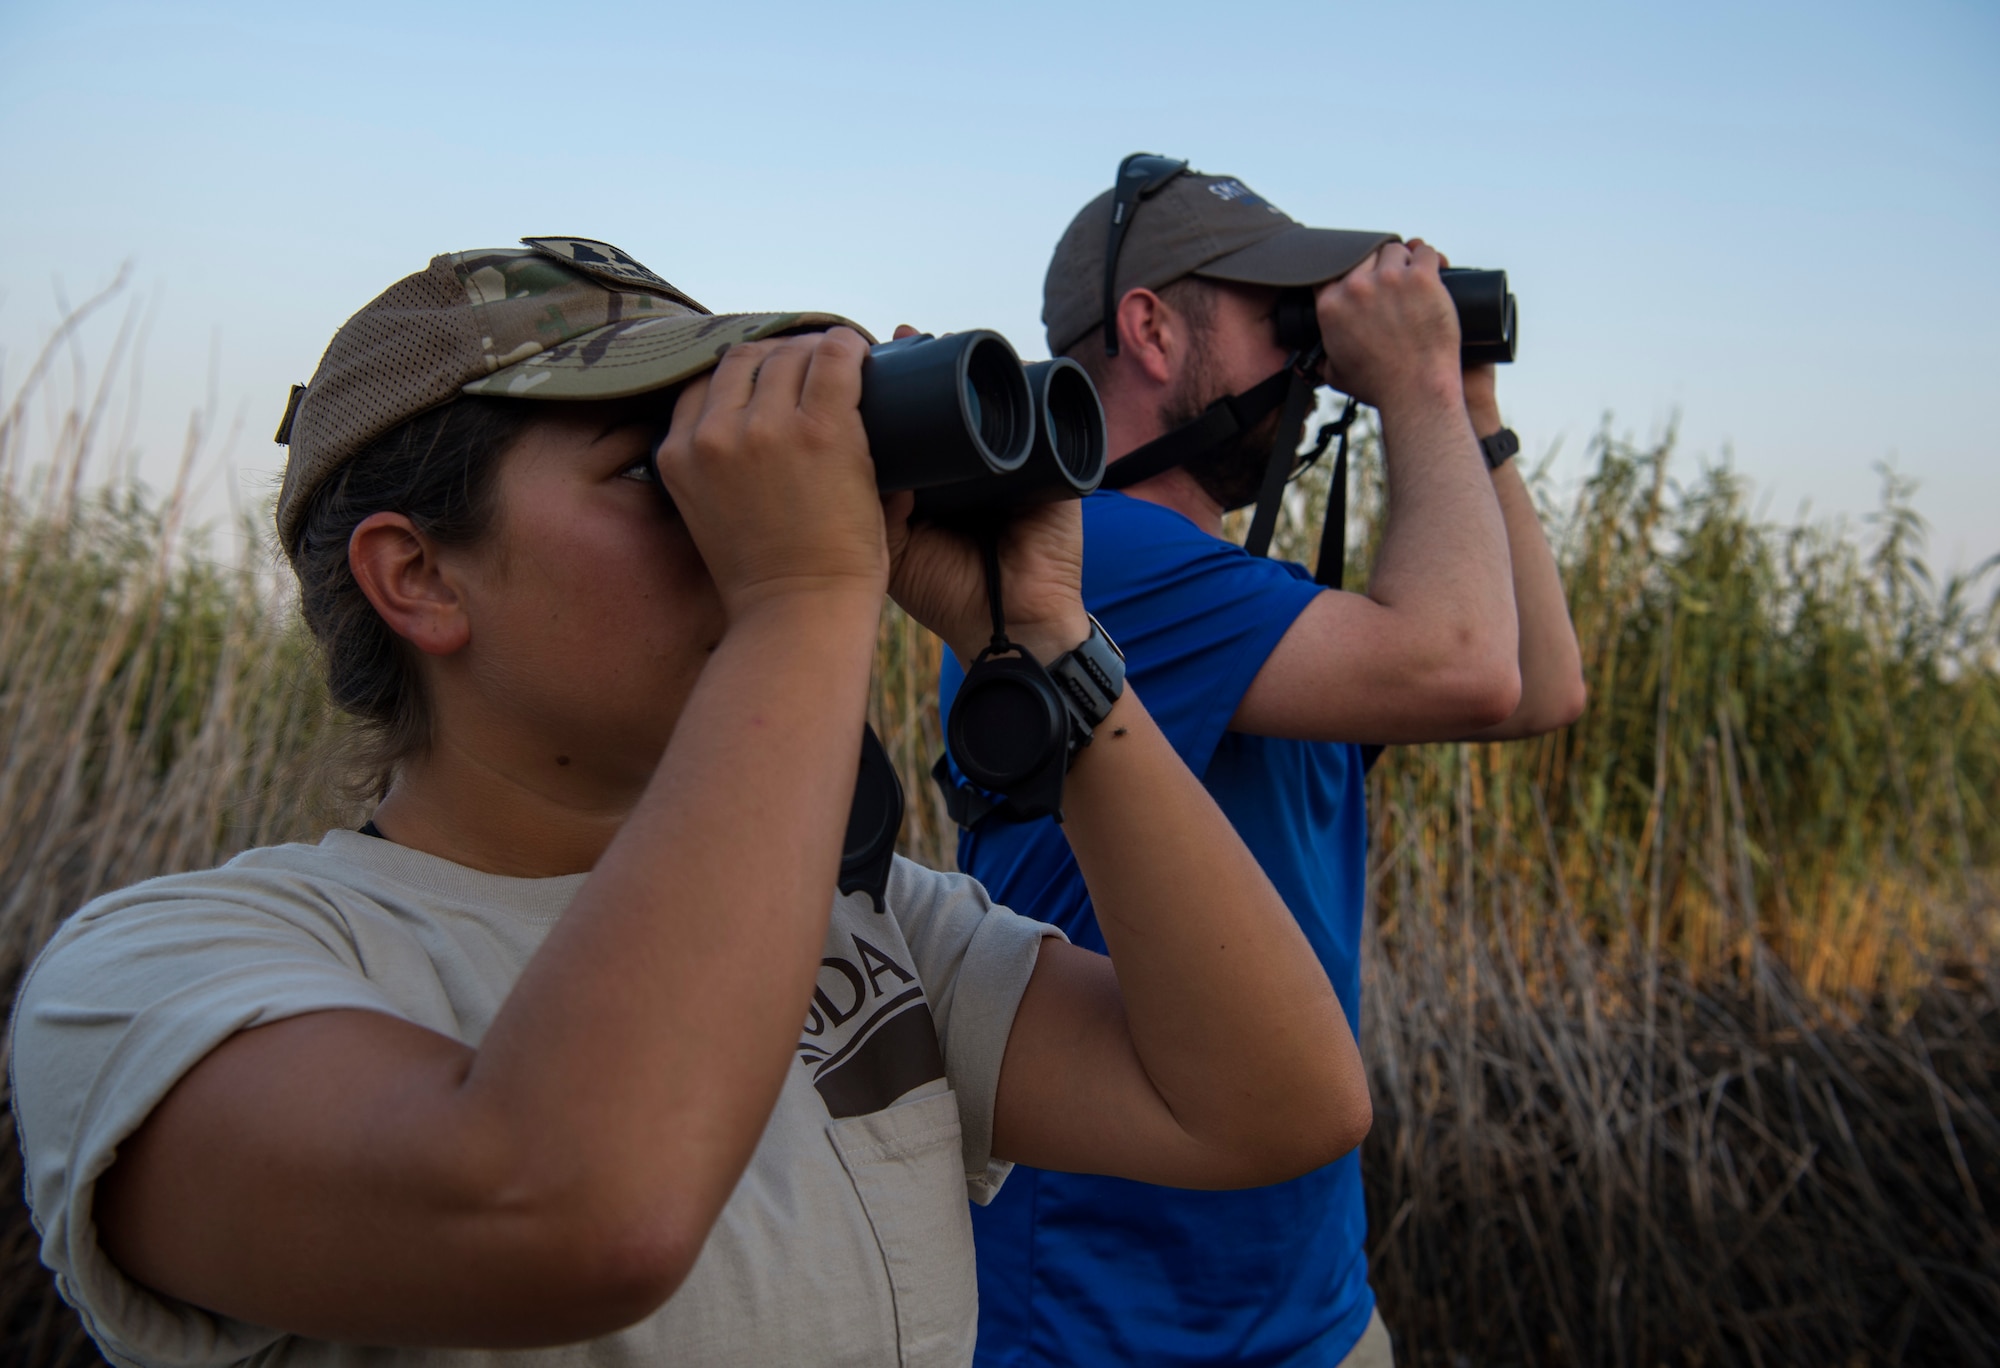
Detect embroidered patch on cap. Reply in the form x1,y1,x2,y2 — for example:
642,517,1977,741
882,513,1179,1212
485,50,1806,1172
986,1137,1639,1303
520,237,706,311
1205,178,1278,212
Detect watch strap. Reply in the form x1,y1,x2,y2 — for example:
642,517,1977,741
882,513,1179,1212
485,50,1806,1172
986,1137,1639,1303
1479,426,1520,470
1047,613,1126,734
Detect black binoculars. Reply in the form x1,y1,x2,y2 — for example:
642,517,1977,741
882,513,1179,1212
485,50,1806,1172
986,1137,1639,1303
859,331,1106,522
836,330,1108,909
1273,267,1518,367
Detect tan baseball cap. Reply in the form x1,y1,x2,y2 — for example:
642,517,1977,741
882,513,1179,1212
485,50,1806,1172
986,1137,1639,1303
273,236,866,553
1042,166,1398,355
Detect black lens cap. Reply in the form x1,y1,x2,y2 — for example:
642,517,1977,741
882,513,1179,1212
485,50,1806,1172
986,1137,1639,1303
838,724,903,912
949,655,1069,790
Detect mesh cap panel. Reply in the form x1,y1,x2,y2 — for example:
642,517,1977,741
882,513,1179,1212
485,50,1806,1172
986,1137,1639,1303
275,256,481,548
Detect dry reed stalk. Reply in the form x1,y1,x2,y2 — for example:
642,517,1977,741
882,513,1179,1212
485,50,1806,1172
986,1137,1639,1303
1,300,352,1368
1361,780,1998,1365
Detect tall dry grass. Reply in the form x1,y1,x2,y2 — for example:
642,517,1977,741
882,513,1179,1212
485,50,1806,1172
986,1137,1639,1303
0,292,355,1367
0,304,347,985
2,307,1994,1364
1358,782,1997,1363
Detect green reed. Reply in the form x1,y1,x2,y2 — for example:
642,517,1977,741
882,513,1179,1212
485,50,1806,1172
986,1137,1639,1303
1239,414,1998,1001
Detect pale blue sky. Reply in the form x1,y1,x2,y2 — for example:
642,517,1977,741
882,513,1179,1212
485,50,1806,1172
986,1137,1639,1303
2,0,1994,565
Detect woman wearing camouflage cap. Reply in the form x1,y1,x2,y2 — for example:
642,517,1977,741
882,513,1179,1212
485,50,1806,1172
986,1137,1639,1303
10,239,1371,1367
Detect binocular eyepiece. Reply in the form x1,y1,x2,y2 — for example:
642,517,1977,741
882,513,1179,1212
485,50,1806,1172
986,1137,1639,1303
859,331,1106,523
1273,267,1518,367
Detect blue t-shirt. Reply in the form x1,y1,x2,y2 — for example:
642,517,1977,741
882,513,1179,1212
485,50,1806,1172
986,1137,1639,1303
939,491,1374,1367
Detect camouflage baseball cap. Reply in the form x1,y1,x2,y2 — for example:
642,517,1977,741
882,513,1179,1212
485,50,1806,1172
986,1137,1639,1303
273,236,865,553
1042,165,1398,355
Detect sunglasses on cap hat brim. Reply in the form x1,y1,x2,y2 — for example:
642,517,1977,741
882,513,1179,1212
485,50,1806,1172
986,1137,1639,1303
1100,154,1190,359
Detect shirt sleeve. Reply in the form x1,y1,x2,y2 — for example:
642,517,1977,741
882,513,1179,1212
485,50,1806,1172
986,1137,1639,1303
1082,492,1323,778
881,857,1066,1204
7,876,403,1368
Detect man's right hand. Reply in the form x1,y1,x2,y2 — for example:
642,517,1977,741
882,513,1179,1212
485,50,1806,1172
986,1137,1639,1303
1313,239,1463,411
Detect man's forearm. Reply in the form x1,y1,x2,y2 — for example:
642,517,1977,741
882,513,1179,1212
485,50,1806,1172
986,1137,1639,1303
1226,376,1525,743
1466,433,1587,741
1366,373,1520,680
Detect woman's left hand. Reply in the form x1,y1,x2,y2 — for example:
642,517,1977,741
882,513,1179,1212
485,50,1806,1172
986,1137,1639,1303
887,493,1087,665
880,331,1088,663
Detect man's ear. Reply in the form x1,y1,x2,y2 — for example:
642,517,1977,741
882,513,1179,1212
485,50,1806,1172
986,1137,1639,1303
348,513,471,657
1111,288,1178,389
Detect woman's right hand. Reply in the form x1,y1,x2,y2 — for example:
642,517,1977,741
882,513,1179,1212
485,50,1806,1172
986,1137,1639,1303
653,327,889,623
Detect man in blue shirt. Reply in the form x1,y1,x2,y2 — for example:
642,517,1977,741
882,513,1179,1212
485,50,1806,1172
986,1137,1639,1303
940,161,1586,1365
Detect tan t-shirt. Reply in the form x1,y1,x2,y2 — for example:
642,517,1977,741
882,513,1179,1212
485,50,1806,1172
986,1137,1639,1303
9,830,1063,1368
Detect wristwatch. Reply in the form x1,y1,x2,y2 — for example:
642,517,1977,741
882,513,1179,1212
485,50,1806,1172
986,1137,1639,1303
1479,427,1520,471
1047,613,1126,748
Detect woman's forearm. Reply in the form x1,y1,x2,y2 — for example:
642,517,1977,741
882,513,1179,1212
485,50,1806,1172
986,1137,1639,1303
460,590,883,1266
1057,691,1370,1176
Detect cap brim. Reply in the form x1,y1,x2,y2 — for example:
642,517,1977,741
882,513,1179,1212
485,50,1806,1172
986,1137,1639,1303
462,310,873,401
1193,226,1399,290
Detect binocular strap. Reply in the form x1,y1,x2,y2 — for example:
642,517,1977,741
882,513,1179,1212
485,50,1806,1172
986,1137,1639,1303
1100,365,1297,493
1299,396,1384,774
1242,369,1331,559
1310,397,1361,588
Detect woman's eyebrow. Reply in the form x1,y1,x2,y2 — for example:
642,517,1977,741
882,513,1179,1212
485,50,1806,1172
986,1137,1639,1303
591,395,677,446
590,415,652,445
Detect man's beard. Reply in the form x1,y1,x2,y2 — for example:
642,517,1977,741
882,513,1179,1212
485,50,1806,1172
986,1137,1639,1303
1157,338,1287,513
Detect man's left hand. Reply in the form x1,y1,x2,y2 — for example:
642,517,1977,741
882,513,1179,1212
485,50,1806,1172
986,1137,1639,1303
1462,363,1503,437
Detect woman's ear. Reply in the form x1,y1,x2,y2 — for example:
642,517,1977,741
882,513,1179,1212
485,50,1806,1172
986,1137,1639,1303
348,513,471,657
